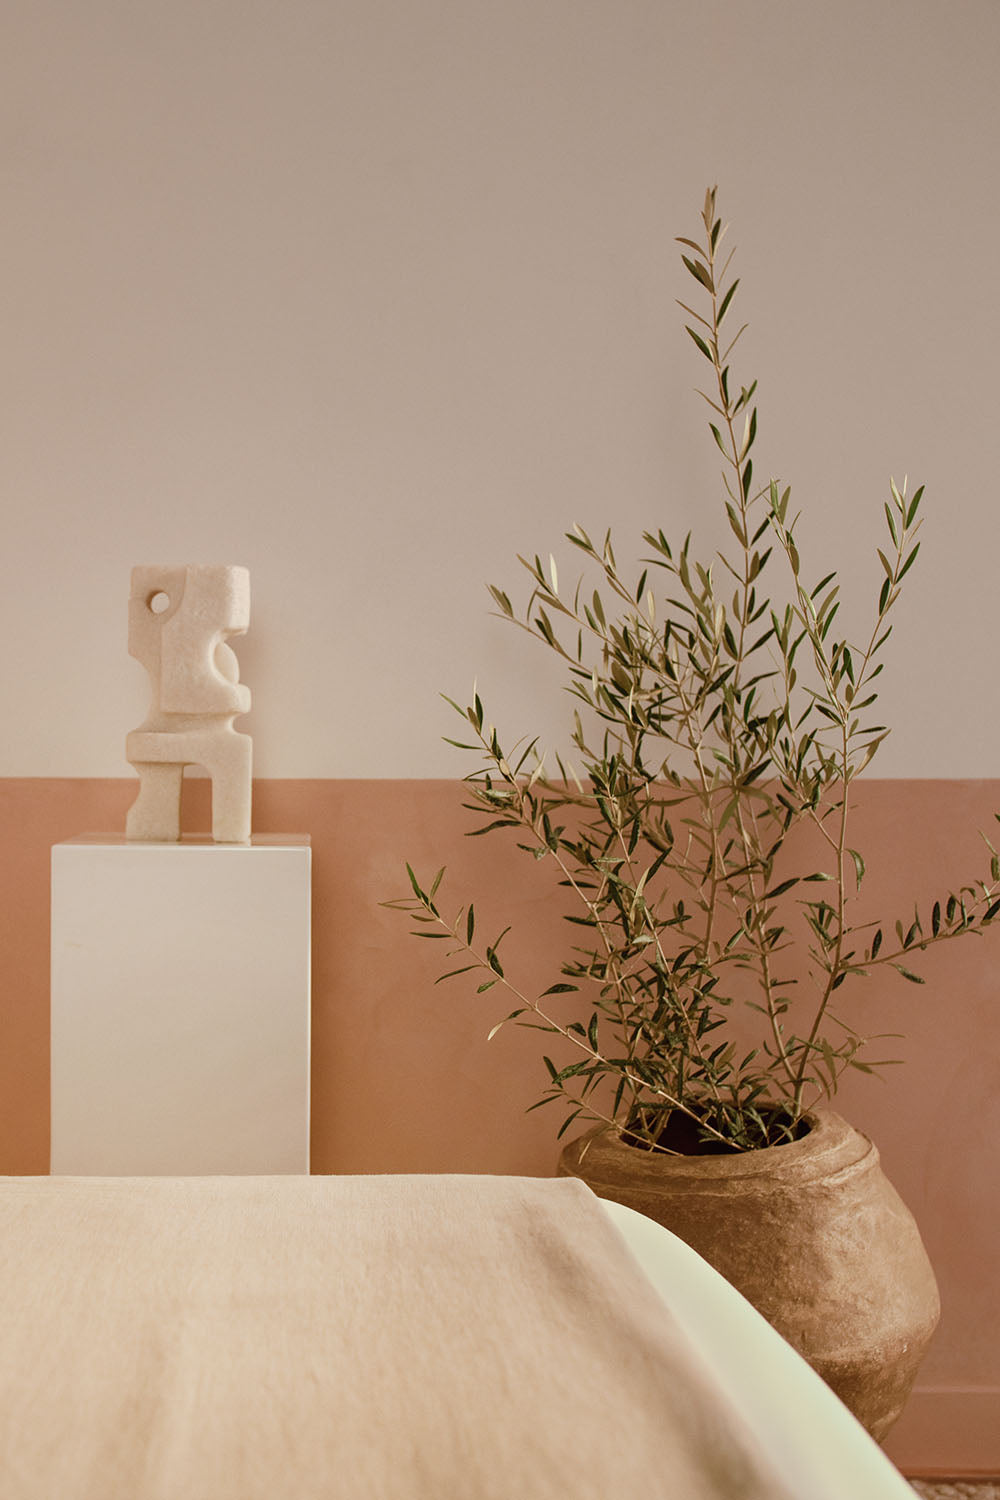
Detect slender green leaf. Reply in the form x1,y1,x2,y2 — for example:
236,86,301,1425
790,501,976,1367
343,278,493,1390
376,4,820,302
884,501,898,545
717,278,740,323
681,254,714,292
898,543,921,581
685,326,713,364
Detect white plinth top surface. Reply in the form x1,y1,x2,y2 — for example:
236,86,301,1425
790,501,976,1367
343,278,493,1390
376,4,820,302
59,833,309,847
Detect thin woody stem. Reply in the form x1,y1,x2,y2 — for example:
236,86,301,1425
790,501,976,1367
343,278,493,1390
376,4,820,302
408,891,735,1148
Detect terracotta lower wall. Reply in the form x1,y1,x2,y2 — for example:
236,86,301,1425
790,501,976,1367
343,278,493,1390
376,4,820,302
1,777,998,1476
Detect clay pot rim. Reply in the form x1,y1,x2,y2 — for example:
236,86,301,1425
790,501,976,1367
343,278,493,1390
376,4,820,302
568,1105,877,1183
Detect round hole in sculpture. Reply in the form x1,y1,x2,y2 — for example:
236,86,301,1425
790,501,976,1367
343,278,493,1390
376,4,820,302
148,592,171,615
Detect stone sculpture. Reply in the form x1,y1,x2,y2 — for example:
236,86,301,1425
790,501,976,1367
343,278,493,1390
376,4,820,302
125,564,252,843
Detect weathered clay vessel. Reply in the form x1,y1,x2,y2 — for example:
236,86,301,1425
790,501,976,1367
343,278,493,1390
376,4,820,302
558,1106,939,1441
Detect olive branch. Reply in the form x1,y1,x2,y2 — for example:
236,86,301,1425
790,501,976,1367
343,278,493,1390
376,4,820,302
386,188,1000,1153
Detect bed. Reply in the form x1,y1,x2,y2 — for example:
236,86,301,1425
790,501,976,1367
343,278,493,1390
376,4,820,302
0,1173,916,1498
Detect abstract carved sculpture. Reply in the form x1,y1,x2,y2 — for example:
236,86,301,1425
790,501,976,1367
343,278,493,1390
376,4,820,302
125,565,252,843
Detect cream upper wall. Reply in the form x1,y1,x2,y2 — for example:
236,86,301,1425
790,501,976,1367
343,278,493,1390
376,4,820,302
1,0,998,778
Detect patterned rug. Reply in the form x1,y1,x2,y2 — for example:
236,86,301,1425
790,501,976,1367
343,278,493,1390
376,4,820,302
910,1483,999,1499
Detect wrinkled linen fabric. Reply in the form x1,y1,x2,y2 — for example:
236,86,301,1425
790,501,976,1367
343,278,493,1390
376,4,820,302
0,1174,800,1500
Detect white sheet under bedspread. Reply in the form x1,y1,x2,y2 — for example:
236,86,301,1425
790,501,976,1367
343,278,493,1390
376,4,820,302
0,1174,803,1500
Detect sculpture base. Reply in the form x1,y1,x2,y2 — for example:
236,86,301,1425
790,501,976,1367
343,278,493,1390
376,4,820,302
51,835,311,1174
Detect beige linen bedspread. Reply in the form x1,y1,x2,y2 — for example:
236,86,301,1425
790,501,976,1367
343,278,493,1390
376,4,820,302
0,1173,800,1500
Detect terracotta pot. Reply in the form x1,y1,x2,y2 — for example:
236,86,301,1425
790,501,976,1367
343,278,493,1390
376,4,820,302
557,1106,939,1441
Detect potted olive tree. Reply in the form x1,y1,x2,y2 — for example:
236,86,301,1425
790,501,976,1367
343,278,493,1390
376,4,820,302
386,189,1000,1439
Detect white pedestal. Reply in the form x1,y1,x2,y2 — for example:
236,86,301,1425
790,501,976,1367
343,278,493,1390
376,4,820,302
51,835,311,1174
